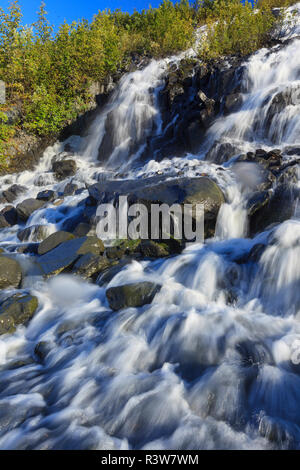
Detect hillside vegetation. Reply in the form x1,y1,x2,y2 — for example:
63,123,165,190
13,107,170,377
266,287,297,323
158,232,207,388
0,0,295,166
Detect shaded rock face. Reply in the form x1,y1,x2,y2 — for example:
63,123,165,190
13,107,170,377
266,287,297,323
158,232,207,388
106,282,161,311
36,190,57,202
89,175,225,239
63,182,78,196
16,198,45,222
231,149,299,236
72,253,110,279
0,256,22,289
38,236,105,277
0,293,38,335
263,86,300,142
2,184,26,203
248,184,297,236
96,56,245,165
52,160,77,180
38,231,75,256
0,206,18,226
17,225,49,243
146,58,245,161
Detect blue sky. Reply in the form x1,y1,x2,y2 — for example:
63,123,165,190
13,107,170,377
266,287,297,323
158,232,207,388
3,0,162,27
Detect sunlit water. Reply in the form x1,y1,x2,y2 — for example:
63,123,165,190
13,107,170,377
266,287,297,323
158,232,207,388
0,5,300,450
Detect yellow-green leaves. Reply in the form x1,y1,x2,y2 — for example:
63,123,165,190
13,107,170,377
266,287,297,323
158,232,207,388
199,0,276,59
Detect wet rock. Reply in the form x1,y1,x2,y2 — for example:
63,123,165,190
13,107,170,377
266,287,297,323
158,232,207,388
236,340,273,367
258,415,296,446
265,87,300,141
73,222,95,237
96,259,132,286
0,206,18,226
0,293,38,335
0,215,10,229
116,239,141,255
72,253,110,279
224,93,243,114
52,160,77,180
106,281,161,311
89,176,225,239
63,182,78,196
139,240,171,258
16,198,45,222
0,256,22,289
34,340,53,362
16,243,39,255
38,236,105,277
106,246,126,260
38,231,75,255
248,184,297,235
2,184,26,203
17,225,49,242
284,146,300,156
206,141,241,163
248,243,266,262
36,189,57,202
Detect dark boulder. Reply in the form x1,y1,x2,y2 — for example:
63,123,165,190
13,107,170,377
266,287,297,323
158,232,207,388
0,215,10,229
36,189,57,202
96,259,132,286
224,93,243,115
63,182,78,196
73,222,94,237
16,198,45,222
248,184,297,235
17,225,49,243
52,160,77,180
206,141,241,164
38,231,75,255
139,240,175,258
72,253,110,279
106,246,126,260
2,184,26,203
17,243,39,255
0,206,18,226
106,281,161,311
0,293,38,335
88,176,225,239
0,256,22,289
38,236,105,277
34,340,53,362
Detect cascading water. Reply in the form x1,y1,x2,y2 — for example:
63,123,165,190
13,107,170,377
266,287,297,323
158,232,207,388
0,4,300,451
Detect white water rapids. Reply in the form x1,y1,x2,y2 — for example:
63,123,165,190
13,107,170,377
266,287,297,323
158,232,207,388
0,5,300,450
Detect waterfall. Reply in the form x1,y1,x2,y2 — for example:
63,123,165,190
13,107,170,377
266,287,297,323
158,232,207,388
0,4,299,451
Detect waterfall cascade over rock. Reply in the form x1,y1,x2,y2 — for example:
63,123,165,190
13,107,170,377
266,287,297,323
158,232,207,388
0,4,300,450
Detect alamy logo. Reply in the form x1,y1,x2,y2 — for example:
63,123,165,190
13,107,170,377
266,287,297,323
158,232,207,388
96,196,204,243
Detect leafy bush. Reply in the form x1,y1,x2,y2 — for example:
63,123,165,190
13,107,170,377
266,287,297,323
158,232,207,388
0,0,287,156
199,0,276,59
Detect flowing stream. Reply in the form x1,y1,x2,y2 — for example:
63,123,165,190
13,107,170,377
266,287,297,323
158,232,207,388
0,5,300,450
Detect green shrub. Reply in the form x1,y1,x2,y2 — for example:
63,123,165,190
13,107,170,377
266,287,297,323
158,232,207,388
199,0,276,59
0,0,287,146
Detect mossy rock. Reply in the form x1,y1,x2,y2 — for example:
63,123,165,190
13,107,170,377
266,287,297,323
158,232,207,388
16,198,45,221
72,253,110,279
106,281,161,311
38,230,75,255
0,293,38,335
38,236,105,277
0,255,22,289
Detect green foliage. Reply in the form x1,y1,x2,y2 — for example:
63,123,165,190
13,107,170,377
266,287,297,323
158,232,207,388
199,0,276,59
0,110,14,163
0,0,196,141
0,0,286,152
